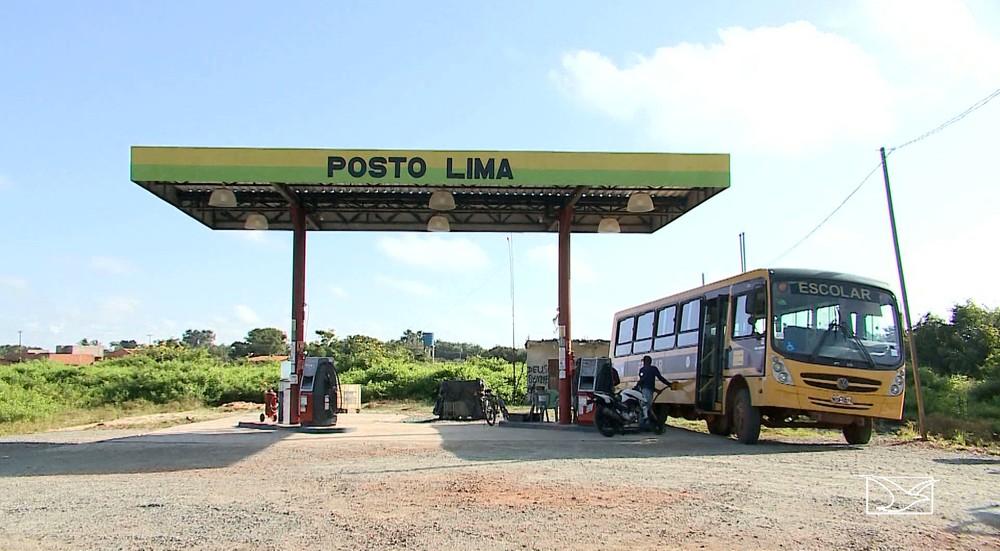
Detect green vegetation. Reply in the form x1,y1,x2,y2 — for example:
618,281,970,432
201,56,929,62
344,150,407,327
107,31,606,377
6,300,994,445
906,301,1000,444
0,347,277,430
0,330,526,434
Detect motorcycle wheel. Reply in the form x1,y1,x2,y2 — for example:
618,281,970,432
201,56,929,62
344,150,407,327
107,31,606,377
485,401,497,426
594,406,618,437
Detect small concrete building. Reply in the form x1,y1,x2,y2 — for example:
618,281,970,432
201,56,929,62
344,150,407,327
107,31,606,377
55,345,104,359
524,339,611,393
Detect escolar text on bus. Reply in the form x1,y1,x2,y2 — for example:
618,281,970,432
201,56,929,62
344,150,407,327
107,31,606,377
789,281,874,301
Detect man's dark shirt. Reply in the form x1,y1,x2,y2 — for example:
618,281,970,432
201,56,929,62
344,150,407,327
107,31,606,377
638,363,669,390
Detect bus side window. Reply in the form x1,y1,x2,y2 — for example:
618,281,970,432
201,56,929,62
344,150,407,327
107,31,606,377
734,286,767,339
653,305,677,350
633,311,655,353
677,299,701,347
733,294,754,338
615,316,635,357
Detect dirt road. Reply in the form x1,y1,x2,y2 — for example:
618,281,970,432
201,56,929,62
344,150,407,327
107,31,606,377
1,413,997,550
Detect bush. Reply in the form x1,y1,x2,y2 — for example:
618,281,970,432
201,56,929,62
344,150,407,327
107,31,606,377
0,350,280,427
904,366,1000,443
339,356,526,403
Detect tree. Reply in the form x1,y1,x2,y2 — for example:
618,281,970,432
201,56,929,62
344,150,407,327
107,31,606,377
78,338,99,346
398,329,428,360
913,301,1000,379
433,340,485,361
155,338,183,348
111,340,139,350
484,345,526,364
245,327,288,357
306,329,339,357
229,340,253,359
181,329,216,349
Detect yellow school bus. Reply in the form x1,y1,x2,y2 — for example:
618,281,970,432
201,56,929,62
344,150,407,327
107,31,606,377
610,269,905,444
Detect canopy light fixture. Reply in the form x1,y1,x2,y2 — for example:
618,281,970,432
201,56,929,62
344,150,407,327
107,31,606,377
597,217,621,234
208,187,237,208
244,213,269,230
428,190,456,211
626,191,654,213
427,214,450,232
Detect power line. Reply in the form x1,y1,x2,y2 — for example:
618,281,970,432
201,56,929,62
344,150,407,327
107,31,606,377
770,85,1000,264
889,86,1000,154
770,162,882,264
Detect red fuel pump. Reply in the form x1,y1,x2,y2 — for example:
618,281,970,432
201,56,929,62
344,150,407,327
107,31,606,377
297,357,341,426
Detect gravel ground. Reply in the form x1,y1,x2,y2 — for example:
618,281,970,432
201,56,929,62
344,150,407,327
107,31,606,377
0,413,997,550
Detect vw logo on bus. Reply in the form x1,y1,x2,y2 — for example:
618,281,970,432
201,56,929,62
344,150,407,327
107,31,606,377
836,377,850,391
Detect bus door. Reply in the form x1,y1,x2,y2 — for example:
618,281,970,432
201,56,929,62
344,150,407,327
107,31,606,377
697,294,728,412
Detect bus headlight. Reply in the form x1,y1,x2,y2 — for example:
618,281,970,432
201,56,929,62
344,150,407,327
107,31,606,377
889,369,905,396
771,356,793,386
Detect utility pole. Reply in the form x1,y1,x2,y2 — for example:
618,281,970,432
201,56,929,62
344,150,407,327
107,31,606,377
507,235,518,403
147,333,153,346
880,147,927,439
18,330,22,348
739,232,747,272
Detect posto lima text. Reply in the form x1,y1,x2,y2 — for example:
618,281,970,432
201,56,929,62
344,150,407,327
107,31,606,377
327,156,514,180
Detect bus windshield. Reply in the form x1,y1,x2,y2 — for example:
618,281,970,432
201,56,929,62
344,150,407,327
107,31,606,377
771,278,902,369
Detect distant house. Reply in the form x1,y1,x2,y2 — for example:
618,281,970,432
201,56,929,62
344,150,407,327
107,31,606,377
44,353,97,366
524,339,611,393
20,351,96,366
55,345,104,359
2,347,50,363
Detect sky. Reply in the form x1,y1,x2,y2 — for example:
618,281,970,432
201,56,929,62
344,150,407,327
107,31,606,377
2,0,999,350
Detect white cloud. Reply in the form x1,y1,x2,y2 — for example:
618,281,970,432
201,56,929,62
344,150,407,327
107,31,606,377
330,285,348,299
525,244,597,283
0,275,28,291
234,304,261,324
375,274,435,297
867,0,1000,84
377,235,489,271
90,255,135,275
553,21,893,154
101,297,139,315
49,324,63,336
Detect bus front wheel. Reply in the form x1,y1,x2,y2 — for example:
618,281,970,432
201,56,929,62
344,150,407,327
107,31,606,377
731,387,761,444
843,417,873,445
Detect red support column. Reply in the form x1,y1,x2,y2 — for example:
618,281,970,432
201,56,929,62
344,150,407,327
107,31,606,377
557,206,573,424
290,204,307,425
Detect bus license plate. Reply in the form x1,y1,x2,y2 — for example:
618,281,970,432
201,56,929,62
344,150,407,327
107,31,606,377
831,395,853,405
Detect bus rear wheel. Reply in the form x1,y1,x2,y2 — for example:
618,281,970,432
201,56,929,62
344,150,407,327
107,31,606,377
731,387,761,444
843,417,873,445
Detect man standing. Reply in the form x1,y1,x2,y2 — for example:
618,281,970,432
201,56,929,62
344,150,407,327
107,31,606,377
638,355,670,424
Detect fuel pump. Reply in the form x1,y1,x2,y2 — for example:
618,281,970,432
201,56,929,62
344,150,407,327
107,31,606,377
298,357,341,426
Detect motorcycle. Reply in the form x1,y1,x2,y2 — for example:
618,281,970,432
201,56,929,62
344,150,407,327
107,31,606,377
592,385,667,437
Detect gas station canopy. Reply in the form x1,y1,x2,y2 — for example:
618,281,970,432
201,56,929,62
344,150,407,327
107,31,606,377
130,144,730,426
130,146,730,233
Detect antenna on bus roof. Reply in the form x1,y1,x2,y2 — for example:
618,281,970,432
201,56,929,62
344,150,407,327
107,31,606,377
739,232,747,273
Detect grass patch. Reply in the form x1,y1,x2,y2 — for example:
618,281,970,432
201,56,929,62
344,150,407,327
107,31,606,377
0,348,524,435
